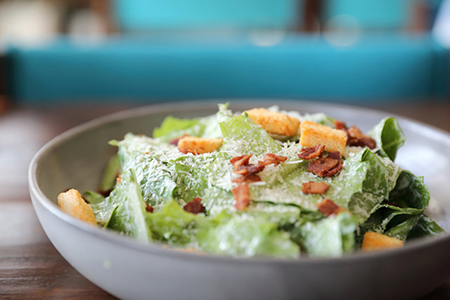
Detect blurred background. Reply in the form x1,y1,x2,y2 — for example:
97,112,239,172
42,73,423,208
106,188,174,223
0,0,449,108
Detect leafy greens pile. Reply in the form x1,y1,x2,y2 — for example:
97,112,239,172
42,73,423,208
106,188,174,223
84,104,443,258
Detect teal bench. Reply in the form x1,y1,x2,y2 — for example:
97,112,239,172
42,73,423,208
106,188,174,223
7,33,449,103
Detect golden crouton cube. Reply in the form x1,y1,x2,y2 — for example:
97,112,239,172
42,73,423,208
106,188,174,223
57,189,97,226
300,121,347,155
361,232,403,252
178,136,223,155
245,108,300,137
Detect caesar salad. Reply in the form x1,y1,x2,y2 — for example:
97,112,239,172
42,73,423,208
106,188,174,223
57,104,444,258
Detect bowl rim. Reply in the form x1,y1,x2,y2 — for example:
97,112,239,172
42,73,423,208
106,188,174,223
28,99,450,266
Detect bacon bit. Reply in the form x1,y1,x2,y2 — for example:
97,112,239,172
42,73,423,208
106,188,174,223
232,182,250,210
145,204,154,213
317,198,345,216
233,164,265,175
302,181,330,194
230,154,276,184
261,153,288,166
298,144,325,160
307,151,343,177
230,154,252,169
334,120,347,130
183,197,206,214
347,126,376,149
334,121,376,149
169,134,188,146
232,173,262,183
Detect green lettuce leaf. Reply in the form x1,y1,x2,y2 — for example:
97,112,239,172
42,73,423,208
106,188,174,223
358,170,431,243
245,202,301,228
407,214,444,239
369,117,406,161
106,169,152,242
384,214,421,241
291,212,358,257
153,116,202,140
389,170,430,210
153,103,232,142
219,112,282,157
196,211,300,258
114,134,178,207
145,200,197,245
83,190,105,205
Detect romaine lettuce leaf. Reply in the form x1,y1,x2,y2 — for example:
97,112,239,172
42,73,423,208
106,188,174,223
145,200,197,245
389,170,430,210
384,214,421,241
369,117,406,161
153,116,201,139
407,214,444,239
219,112,281,157
245,202,301,228
82,190,105,205
196,211,300,258
357,170,431,243
331,149,390,223
153,103,233,142
114,134,178,207
106,169,152,242
291,212,358,257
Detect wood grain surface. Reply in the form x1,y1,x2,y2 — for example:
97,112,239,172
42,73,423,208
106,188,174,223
1,101,449,299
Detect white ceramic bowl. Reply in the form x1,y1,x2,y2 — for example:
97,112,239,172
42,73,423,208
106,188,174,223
29,100,450,300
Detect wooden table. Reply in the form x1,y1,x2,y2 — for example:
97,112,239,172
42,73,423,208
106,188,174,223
1,101,450,299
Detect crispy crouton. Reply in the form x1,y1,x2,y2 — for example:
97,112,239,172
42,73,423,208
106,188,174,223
245,108,300,137
300,121,347,156
57,189,97,226
361,232,403,252
178,136,223,155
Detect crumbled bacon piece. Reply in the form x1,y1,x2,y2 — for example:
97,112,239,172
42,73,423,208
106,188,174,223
169,134,188,146
230,154,264,183
230,153,283,184
301,181,330,194
334,121,376,149
317,198,345,216
261,153,288,166
183,197,206,214
230,154,252,169
334,120,347,130
347,126,376,149
233,164,265,175
298,144,325,160
232,182,250,210
307,151,343,177
145,204,154,213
